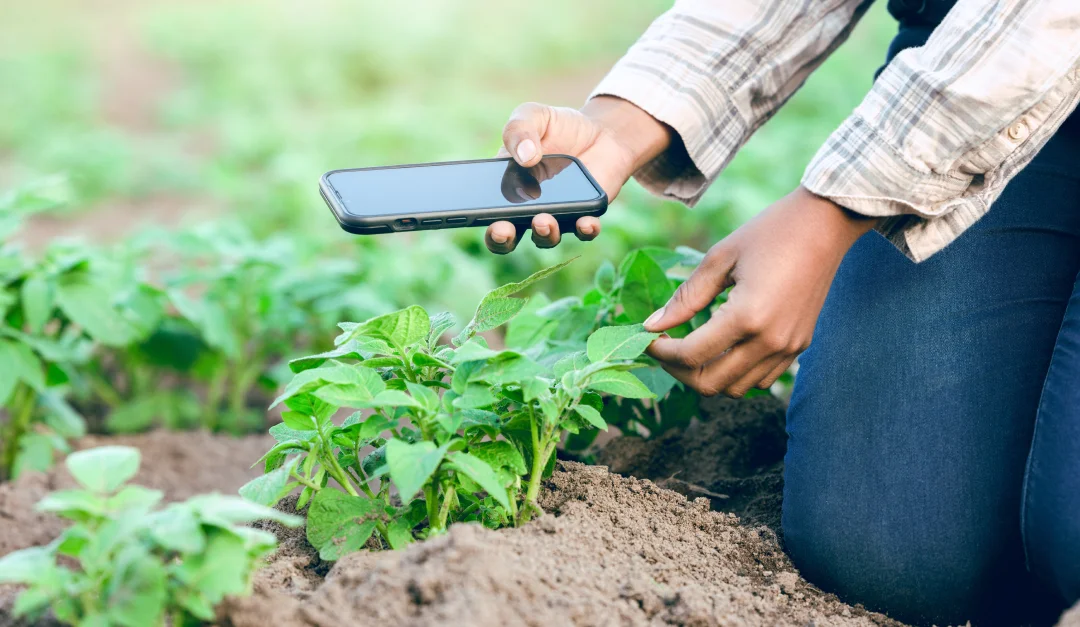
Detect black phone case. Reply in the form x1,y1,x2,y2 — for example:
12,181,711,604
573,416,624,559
319,155,608,235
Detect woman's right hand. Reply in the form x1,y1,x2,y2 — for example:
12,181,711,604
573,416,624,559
486,96,672,254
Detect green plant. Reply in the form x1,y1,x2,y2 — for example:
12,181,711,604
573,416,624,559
239,258,661,558
0,446,301,626
1,214,162,480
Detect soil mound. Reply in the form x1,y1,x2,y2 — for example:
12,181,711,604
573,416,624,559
219,461,903,627
597,395,787,532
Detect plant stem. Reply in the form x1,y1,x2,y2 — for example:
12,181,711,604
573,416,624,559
390,339,418,382
204,367,228,430
228,361,263,422
424,483,441,532
290,471,321,491
1,385,34,480
437,484,456,530
325,453,360,498
518,409,549,526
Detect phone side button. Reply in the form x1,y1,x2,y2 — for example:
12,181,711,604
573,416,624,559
446,217,468,224
420,219,441,226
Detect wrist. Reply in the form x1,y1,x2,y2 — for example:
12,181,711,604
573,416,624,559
794,186,880,249
582,96,672,174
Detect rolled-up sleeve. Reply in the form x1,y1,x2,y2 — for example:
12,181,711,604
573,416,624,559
590,0,875,204
803,0,1080,261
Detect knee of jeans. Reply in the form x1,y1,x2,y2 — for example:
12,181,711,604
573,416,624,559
1023,482,1080,604
782,481,991,625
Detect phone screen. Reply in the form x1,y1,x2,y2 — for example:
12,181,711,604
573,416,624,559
325,157,601,217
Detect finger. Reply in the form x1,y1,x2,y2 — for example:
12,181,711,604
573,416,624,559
485,221,523,254
643,242,736,332
646,305,746,370
531,213,561,249
659,342,768,397
757,357,795,390
575,217,601,241
502,102,551,167
726,355,788,398
496,146,511,158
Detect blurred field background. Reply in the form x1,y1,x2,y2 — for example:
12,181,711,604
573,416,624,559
1,0,893,310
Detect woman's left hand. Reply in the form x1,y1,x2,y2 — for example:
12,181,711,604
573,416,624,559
644,186,879,397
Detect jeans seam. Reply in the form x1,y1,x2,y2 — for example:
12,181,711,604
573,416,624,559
1019,308,1072,572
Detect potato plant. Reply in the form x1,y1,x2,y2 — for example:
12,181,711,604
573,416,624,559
0,220,162,480
239,259,662,558
0,446,301,626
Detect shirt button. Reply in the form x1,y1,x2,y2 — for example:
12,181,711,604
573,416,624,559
1007,120,1029,142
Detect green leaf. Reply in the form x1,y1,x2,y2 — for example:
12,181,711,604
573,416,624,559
147,505,205,553
270,364,378,409
288,338,390,373
0,338,44,401
449,338,502,364
56,274,144,347
239,457,300,507
635,366,678,399
618,250,674,323
446,452,510,509
469,440,527,476
427,311,456,345
186,494,302,528
0,547,54,584
452,383,495,410
65,446,140,493
586,370,656,399
455,258,576,344
312,368,388,407
504,293,557,350
586,324,659,363
386,439,449,503
405,381,439,414
574,405,607,430
412,352,451,369
170,532,253,617
553,351,589,379
350,306,430,348
105,544,167,627
269,422,317,444
386,501,426,550
306,490,382,560
472,353,543,386
12,432,55,478
36,489,105,520
365,389,422,409
21,275,53,334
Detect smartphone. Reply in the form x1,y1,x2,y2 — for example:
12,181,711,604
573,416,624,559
319,155,607,234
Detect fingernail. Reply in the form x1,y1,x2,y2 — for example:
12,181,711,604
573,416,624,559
644,306,666,329
492,233,508,244
580,226,593,235
516,139,536,163
534,224,550,236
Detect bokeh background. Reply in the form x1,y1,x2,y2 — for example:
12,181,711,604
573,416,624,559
3,0,893,287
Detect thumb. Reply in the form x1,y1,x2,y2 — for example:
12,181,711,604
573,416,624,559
644,243,736,332
502,102,552,167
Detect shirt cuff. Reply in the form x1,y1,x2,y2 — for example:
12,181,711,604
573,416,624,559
589,64,734,207
801,113,995,262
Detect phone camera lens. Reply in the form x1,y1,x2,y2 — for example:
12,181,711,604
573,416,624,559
394,218,418,231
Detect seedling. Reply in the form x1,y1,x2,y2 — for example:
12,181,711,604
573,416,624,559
239,258,661,558
0,446,301,626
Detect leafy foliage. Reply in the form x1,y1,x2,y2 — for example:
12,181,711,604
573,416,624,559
0,446,301,626
506,246,711,445
240,259,663,557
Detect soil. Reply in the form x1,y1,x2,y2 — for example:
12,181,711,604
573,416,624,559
596,395,788,534
1,399,1076,627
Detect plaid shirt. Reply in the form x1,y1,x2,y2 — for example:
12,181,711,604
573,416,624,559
591,0,1080,261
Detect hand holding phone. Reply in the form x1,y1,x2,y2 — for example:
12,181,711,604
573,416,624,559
320,155,607,236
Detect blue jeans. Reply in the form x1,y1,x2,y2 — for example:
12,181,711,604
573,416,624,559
784,123,1080,626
